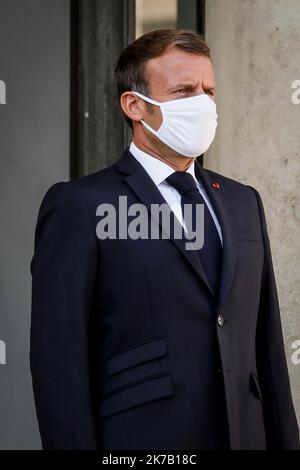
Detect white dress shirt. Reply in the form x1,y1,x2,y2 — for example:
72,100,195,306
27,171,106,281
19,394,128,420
129,142,223,245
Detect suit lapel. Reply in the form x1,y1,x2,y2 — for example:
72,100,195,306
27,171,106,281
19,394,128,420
116,149,215,297
194,159,238,312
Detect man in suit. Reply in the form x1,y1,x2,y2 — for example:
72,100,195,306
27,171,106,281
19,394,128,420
30,29,299,450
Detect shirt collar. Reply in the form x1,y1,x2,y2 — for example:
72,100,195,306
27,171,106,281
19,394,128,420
129,141,200,187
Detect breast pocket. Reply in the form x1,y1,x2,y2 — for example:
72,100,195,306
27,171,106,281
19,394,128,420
99,337,174,418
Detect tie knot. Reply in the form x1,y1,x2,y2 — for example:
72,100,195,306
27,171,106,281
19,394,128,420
165,171,198,195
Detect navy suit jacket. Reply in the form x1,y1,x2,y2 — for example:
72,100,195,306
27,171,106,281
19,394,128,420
30,147,299,450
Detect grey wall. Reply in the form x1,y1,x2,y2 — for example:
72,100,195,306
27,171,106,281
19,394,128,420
0,0,70,449
205,0,300,425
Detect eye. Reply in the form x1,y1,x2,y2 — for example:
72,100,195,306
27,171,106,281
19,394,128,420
205,90,214,96
175,88,191,94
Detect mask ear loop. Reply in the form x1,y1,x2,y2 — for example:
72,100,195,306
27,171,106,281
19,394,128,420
131,90,164,135
131,90,161,106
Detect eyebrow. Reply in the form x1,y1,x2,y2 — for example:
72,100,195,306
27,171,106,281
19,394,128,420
168,82,216,92
167,82,198,92
205,85,216,91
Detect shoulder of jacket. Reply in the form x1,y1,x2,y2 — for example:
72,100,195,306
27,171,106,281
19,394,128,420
40,163,119,209
204,167,257,194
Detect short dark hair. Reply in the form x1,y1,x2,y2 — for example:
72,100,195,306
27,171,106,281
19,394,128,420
114,29,211,129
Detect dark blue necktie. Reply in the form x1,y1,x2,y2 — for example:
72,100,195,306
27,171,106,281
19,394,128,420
166,171,222,296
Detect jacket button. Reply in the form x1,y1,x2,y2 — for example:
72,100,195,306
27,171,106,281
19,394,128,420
217,314,225,327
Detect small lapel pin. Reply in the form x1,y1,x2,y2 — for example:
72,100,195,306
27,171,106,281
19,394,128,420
212,181,220,188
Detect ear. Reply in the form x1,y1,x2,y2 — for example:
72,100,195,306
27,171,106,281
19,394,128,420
120,91,146,124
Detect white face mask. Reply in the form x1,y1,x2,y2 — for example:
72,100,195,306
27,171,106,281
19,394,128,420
132,90,218,157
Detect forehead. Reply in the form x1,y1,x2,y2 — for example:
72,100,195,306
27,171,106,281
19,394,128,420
145,46,215,88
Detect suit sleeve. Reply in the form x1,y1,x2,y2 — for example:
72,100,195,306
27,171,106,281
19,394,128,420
249,186,299,449
30,182,99,449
